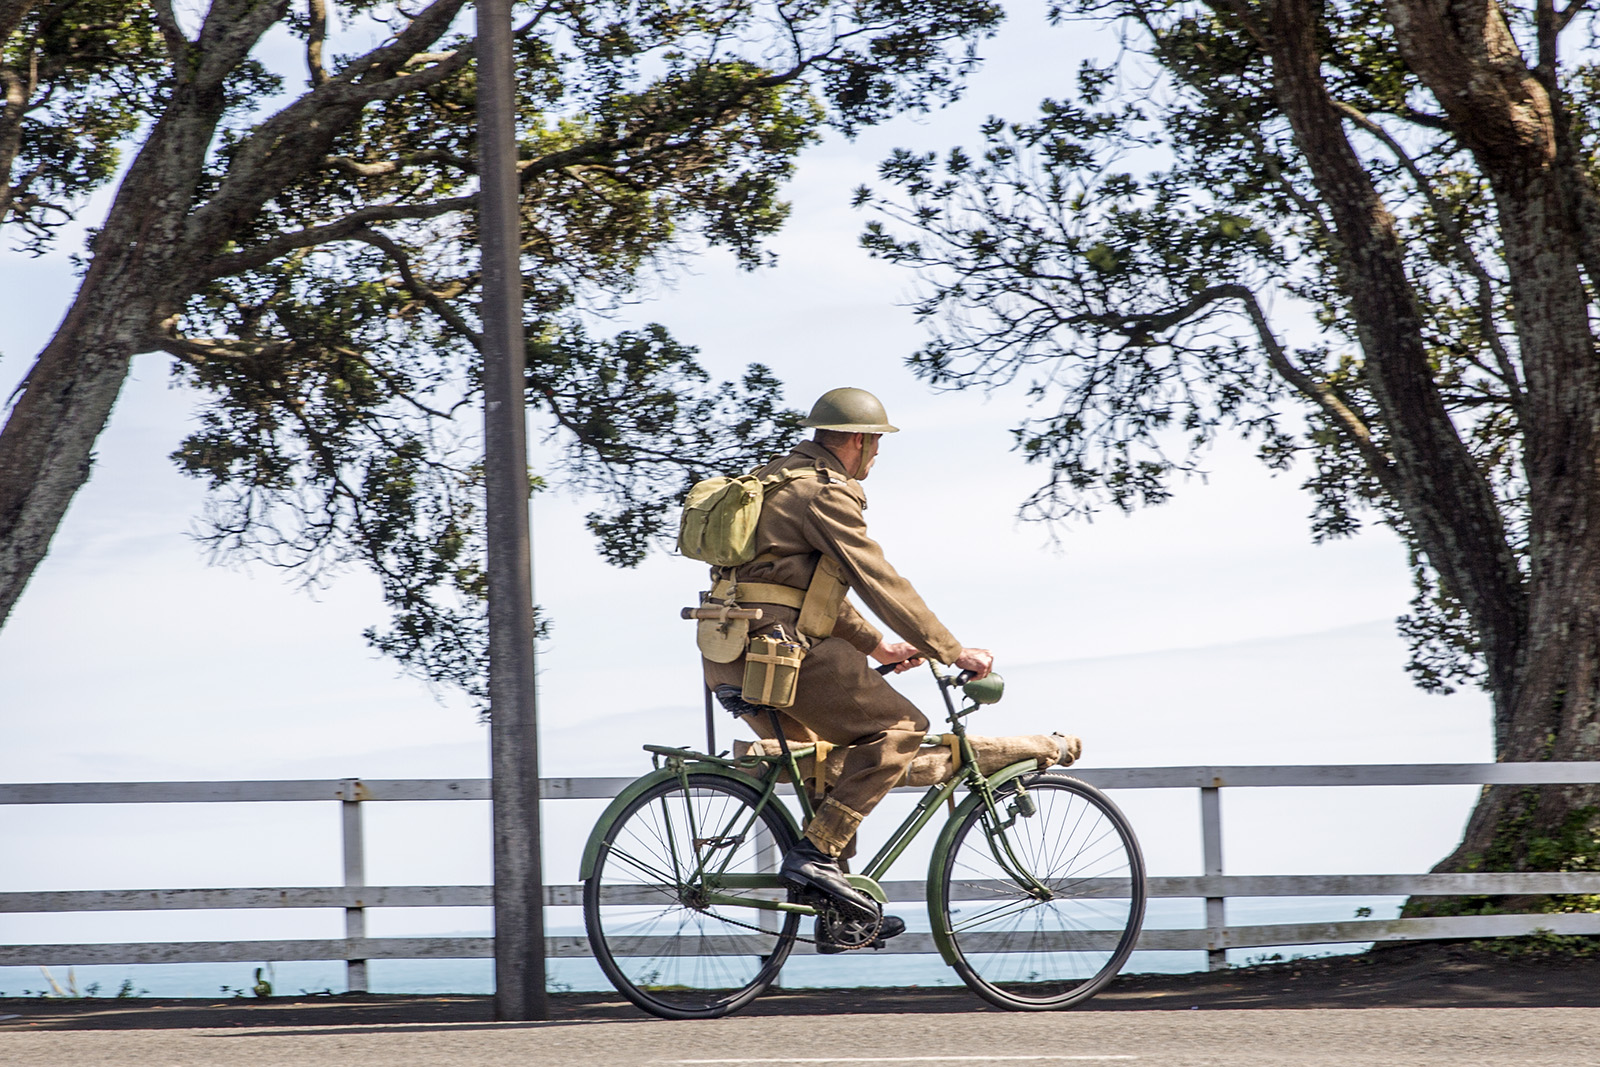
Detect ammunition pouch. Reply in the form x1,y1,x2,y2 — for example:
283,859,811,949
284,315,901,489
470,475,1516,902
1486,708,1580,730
797,555,847,639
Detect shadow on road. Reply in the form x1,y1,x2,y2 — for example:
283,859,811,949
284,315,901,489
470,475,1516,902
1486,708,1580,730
5,943,1600,1032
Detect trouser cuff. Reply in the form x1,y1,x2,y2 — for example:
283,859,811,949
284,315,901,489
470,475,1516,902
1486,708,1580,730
804,797,865,857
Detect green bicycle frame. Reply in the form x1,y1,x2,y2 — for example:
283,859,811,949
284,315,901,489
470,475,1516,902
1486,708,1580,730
579,665,1056,946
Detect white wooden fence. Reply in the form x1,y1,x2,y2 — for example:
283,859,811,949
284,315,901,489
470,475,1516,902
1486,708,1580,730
5,763,1600,988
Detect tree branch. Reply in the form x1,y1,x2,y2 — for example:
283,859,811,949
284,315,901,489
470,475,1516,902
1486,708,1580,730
1274,0,1524,718
199,194,476,280
193,0,292,93
351,226,484,349
0,65,25,223
1558,0,1590,33
184,0,469,256
306,0,328,87
1335,99,1524,411
152,0,191,74
1221,283,1399,489
151,330,298,366
0,0,32,44
327,148,476,177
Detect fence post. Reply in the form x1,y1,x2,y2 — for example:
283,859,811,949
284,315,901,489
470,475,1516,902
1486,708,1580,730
755,822,782,985
340,778,368,993
1200,782,1225,972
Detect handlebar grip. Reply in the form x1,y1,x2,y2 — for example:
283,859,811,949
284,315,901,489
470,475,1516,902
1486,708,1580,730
874,662,898,676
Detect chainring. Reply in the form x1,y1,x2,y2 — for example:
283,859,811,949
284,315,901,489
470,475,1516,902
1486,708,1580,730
815,897,884,951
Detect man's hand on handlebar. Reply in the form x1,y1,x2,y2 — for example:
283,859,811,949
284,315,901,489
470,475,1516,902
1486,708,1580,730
871,640,926,674
954,648,995,680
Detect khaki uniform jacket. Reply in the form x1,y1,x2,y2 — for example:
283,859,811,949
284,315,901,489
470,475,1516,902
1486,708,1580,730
731,441,963,663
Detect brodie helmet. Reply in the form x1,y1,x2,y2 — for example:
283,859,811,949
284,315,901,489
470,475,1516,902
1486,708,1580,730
797,387,899,434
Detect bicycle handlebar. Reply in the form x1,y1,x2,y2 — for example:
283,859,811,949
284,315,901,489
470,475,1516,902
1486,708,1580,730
874,661,978,687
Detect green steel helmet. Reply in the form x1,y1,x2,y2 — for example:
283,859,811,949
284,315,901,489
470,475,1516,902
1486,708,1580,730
798,387,899,434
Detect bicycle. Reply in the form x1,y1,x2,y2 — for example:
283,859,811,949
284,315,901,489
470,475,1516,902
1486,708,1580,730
579,664,1147,1019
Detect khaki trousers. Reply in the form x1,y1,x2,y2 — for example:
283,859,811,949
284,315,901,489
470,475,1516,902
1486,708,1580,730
705,623,929,857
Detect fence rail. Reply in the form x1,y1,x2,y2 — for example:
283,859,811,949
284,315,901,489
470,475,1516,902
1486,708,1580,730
6,764,1600,983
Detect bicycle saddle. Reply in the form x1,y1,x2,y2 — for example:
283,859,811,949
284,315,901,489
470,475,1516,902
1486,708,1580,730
712,684,765,720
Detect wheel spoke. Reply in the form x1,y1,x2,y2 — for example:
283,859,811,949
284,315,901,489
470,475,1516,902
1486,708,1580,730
585,775,799,1019
938,777,1145,1010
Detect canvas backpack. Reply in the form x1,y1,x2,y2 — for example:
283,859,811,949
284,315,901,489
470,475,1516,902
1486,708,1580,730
677,467,820,567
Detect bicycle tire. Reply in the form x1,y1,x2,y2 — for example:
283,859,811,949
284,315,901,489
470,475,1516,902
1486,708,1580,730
583,772,801,1019
931,773,1146,1010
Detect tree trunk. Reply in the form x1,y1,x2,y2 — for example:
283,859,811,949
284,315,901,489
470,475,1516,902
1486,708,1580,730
1433,169,1600,867
0,80,229,625
1266,0,1526,718
1376,0,1600,882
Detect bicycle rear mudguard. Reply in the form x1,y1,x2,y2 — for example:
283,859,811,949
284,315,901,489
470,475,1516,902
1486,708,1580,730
577,764,804,882
925,759,1044,966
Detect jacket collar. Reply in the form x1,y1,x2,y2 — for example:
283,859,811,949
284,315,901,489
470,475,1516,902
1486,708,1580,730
793,439,851,478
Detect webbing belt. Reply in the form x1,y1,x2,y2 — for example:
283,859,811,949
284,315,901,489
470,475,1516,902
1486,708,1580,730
735,581,806,609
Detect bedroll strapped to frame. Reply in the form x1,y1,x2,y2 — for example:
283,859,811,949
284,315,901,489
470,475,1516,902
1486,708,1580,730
733,732,1082,800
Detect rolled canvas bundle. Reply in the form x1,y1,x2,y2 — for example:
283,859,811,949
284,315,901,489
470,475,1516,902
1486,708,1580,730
733,732,1082,797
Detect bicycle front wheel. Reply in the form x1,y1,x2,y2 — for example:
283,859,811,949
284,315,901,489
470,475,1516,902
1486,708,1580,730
932,773,1146,1010
583,772,801,1019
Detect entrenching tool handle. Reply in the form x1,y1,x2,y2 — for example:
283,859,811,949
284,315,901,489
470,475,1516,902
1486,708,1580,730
680,606,765,621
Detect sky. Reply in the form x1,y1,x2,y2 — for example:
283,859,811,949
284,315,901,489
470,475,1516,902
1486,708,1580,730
0,1,1495,991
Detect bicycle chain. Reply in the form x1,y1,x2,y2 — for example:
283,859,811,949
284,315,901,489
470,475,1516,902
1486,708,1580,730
698,891,882,951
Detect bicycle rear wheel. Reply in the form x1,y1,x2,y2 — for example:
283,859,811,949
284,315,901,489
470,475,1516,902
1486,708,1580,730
931,773,1146,1010
583,773,800,1019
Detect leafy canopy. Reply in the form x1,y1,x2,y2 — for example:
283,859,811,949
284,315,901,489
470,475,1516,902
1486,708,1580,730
856,0,1550,696
1,0,1002,705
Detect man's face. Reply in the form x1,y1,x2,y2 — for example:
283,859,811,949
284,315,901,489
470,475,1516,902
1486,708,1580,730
857,433,881,480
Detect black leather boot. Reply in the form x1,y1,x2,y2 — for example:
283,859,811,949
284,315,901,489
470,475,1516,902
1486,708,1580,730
779,839,878,915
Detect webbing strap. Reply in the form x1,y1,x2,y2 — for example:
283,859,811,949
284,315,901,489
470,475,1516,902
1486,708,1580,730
940,734,962,815
735,581,806,609
812,740,833,802
939,733,963,772
745,646,794,705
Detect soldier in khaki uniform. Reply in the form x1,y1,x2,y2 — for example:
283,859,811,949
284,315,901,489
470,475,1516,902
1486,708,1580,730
702,387,994,947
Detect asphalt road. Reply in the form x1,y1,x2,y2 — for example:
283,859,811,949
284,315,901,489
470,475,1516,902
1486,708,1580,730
2,1006,1598,1067
7,947,1599,1065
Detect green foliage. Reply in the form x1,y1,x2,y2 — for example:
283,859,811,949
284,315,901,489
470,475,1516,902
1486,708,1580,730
0,2,168,252
857,0,1543,695
1471,930,1600,958
2,0,1003,703
1408,792,1600,916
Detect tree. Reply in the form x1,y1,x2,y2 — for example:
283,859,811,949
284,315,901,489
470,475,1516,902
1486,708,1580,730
0,0,1002,705
856,0,1600,890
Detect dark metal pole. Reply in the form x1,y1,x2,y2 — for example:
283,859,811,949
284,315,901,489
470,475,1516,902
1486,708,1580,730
704,685,716,755
476,0,546,1022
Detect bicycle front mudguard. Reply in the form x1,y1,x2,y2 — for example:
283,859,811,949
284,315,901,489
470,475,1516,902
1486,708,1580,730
924,759,1045,966
577,764,802,882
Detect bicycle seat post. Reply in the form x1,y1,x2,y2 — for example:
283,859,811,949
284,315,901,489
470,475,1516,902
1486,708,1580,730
764,708,816,823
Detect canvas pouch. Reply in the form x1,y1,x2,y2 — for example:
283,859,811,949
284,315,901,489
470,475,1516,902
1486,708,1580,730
740,630,805,708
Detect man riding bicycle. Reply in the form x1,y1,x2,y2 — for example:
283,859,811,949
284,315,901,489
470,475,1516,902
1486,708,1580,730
700,387,994,950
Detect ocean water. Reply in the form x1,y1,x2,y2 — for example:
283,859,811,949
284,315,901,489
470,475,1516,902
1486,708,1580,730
0,895,1402,999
